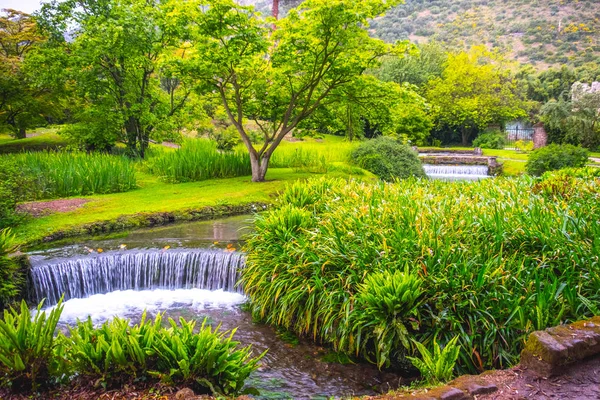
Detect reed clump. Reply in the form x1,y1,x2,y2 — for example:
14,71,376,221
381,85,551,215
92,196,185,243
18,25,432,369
4,151,137,199
241,172,600,373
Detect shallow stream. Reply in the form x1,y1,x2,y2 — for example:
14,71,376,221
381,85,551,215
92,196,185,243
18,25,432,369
28,216,408,399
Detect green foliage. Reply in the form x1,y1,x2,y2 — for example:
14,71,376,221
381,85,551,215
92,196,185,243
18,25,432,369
65,313,159,387
38,0,190,158
0,156,31,228
242,177,600,373
525,144,589,176
426,46,527,145
472,131,506,149
0,300,65,392
515,140,534,153
166,0,405,181
0,230,24,309
0,304,262,396
208,126,242,151
146,139,251,182
353,269,423,368
4,151,137,199
407,336,461,384
351,137,425,181
151,317,264,395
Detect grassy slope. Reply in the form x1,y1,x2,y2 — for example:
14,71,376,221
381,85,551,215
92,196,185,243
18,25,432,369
12,168,372,245
0,127,70,154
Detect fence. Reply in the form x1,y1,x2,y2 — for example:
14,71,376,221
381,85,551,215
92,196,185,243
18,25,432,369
504,127,534,149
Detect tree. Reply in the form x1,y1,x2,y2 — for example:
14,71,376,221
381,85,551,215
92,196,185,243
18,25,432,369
374,42,447,90
298,77,432,143
425,46,527,146
541,84,600,149
0,9,49,138
166,0,403,182
38,0,189,156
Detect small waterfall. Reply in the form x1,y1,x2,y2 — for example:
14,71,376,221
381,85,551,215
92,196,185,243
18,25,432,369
29,249,245,306
423,164,489,180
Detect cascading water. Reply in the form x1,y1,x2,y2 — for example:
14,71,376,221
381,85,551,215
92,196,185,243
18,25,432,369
28,249,245,306
423,164,489,180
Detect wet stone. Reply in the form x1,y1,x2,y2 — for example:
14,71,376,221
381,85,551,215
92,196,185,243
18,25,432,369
451,375,498,395
437,387,469,400
520,317,600,377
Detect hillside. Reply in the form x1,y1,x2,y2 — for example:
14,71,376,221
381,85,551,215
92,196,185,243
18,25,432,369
250,0,600,68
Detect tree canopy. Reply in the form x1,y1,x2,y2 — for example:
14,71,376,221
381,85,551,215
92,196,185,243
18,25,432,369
164,0,405,181
425,46,527,145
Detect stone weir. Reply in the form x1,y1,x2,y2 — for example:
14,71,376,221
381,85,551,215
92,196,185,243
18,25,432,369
415,148,502,176
27,248,246,306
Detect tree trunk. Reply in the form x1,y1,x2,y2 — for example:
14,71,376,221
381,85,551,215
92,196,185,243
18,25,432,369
461,127,469,146
272,0,279,19
16,127,26,139
250,152,270,182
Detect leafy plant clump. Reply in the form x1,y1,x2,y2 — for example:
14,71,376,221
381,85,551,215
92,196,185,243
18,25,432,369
0,305,263,396
351,137,425,181
472,131,506,149
242,175,600,374
0,229,24,309
407,337,461,384
525,144,589,176
0,300,65,392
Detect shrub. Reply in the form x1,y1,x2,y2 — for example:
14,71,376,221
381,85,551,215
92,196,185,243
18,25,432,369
208,126,241,151
242,177,600,373
65,312,263,395
146,139,251,182
407,336,461,384
152,317,264,395
472,131,506,149
65,313,159,387
4,151,137,199
0,229,24,309
0,300,65,392
525,144,589,176
0,157,29,228
351,137,425,180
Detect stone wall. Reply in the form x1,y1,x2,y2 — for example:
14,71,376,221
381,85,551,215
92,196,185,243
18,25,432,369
532,123,548,149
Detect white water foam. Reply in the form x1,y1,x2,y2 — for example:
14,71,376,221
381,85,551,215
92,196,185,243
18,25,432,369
45,288,246,325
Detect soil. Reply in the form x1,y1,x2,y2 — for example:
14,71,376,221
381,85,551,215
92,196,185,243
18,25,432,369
477,356,600,400
17,198,90,217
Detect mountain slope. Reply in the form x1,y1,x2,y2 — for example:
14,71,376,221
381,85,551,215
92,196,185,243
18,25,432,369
249,0,600,68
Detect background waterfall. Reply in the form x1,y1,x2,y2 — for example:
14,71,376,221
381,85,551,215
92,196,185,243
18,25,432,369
423,164,489,180
29,249,245,306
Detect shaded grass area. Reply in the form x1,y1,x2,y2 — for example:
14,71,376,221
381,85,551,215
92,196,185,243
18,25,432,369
12,168,373,246
0,127,70,154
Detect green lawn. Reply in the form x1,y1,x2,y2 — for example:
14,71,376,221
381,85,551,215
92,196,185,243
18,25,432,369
13,167,373,246
0,126,70,154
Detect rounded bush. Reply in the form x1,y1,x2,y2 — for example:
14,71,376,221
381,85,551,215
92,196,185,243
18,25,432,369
472,131,506,149
351,137,425,180
525,144,589,176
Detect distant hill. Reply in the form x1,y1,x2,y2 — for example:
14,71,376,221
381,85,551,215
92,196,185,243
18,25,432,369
247,0,600,69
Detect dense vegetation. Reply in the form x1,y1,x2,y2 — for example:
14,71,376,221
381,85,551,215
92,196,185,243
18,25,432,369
0,302,263,395
242,173,600,373
351,137,425,180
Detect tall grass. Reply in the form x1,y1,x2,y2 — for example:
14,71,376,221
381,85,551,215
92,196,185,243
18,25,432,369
146,139,251,182
241,172,600,373
146,137,358,182
5,151,137,199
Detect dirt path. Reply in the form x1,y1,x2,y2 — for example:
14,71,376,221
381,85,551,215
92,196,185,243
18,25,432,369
17,198,90,217
479,356,600,400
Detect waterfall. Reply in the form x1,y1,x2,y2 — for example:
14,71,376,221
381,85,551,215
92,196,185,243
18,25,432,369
29,249,245,306
423,164,489,180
